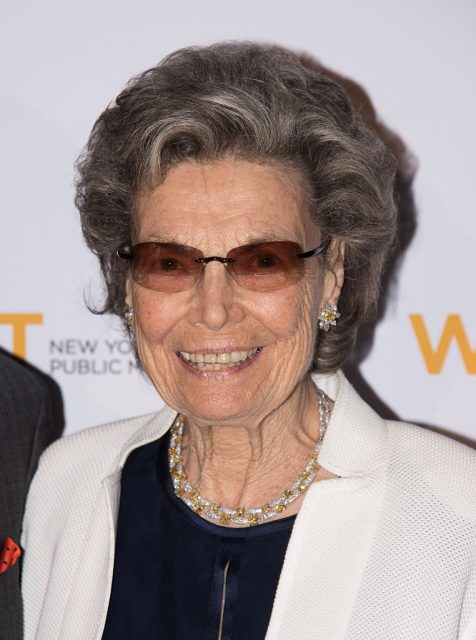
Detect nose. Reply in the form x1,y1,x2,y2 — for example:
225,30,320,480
187,261,242,331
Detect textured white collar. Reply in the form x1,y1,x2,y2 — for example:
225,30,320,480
315,370,389,477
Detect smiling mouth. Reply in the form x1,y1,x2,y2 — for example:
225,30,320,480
177,347,262,370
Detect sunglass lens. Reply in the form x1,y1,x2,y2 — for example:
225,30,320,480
132,244,201,292
229,242,304,290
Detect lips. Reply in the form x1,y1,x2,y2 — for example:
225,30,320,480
178,347,262,370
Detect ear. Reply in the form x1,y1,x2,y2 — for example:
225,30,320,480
321,239,345,306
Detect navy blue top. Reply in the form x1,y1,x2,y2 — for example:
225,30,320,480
102,430,296,640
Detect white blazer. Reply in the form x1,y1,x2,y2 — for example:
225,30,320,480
22,371,476,639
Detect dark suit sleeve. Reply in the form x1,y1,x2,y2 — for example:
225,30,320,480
0,353,63,640
24,376,59,489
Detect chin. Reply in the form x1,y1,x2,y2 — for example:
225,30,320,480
177,388,260,425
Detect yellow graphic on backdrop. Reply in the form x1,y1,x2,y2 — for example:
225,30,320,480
0,313,43,359
410,314,476,374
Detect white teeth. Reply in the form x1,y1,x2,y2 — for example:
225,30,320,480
179,347,260,369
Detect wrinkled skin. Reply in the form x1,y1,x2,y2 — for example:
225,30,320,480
128,159,344,518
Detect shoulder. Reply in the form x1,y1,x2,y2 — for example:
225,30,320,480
0,353,61,484
386,419,476,521
22,410,171,545
37,412,160,485
0,353,48,405
26,404,175,503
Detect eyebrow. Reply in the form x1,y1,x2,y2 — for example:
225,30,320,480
143,232,290,245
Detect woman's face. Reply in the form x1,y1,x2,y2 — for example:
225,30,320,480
128,159,342,426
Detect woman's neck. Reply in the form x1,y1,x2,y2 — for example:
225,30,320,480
180,376,325,511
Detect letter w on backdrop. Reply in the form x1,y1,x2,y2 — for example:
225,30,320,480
410,314,476,374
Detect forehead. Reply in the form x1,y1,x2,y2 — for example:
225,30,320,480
134,159,318,246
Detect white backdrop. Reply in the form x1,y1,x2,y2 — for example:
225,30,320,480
1,0,475,440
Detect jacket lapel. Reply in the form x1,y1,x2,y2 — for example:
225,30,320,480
56,407,177,640
265,469,387,640
266,371,389,640
58,473,122,640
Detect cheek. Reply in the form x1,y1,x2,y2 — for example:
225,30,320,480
132,289,185,347
132,277,321,352
252,281,320,345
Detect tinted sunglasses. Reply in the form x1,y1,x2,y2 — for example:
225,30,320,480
117,237,330,293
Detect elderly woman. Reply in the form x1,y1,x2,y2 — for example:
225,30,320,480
22,43,476,640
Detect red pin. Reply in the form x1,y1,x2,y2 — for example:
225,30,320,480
0,538,22,574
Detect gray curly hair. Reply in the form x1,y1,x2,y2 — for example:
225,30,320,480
75,41,397,373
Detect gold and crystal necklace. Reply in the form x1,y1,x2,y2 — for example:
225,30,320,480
168,388,331,526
